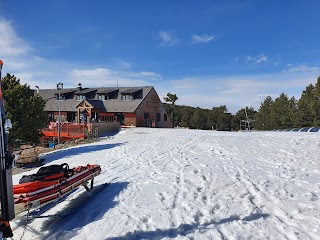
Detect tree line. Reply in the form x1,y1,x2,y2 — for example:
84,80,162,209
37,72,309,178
2,73,320,148
164,77,320,131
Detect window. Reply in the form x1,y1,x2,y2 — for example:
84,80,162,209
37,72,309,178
121,94,133,101
76,95,86,101
100,115,114,122
156,113,161,121
144,113,149,119
164,113,167,121
98,94,106,100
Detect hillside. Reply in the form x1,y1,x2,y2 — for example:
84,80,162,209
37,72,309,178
12,128,320,239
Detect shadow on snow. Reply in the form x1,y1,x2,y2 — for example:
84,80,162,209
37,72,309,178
107,213,270,240
41,143,124,164
40,181,129,239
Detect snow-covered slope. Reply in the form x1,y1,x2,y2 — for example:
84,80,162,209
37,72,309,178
12,128,320,239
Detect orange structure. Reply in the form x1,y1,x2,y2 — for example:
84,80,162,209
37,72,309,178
41,122,89,140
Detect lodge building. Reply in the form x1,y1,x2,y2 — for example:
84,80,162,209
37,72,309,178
36,84,172,128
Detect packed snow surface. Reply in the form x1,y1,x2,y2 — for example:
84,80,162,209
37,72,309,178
12,128,320,239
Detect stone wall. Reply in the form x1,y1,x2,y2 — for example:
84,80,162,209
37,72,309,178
91,122,120,137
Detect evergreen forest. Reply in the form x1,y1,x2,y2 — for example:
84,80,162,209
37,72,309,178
163,77,320,131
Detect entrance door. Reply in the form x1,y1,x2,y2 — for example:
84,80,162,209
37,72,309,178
67,112,75,122
116,113,124,124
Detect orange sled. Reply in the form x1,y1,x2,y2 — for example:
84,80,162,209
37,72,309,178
13,164,101,210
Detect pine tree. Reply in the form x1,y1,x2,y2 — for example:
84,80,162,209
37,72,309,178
190,107,206,129
256,96,275,130
163,93,178,128
272,93,297,129
312,78,320,126
2,73,47,146
180,106,194,128
208,105,230,130
297,84,315,127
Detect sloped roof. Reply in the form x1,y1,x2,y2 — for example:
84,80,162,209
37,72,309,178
96,88,118,94
85,99,106,110
75,88,97,94
121,88,142,94
37,86,154,113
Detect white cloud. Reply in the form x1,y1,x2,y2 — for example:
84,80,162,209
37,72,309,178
256,54,268,63
169,77,205,89
115,59,132,69
0,18,31,57
159,31,178,46
139,72,161,80
69,68,153,87
0,17,157,89
287,65,319,73
71,68,113,78
244,56,254,63
244,54,268,64
2,17,319,114
191,34,214,43
158,71,319,114
220,79,266,95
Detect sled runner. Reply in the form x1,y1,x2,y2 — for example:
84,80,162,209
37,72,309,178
13,163,101,212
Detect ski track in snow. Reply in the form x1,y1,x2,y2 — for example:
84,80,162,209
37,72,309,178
11,128,320,240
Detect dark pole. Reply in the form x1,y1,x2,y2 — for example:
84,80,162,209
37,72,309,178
57,82,63,144
172,103,175,128
0,59,15,238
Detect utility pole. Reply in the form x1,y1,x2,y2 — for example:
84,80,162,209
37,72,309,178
57,82,63,144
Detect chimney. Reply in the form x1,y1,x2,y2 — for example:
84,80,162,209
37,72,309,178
77,83,82,92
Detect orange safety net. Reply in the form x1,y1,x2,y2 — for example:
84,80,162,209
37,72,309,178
41,122,91,139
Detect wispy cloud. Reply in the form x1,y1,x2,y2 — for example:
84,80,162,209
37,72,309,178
115,59,133,69
191,34,214,43
159,31,178,47
139,72,161,80
71,68,113,79
244,54,268,64
69,68,162,87
0,18,31,57
286,65,319,73
0,17,158,89
2,17,319,114
157,71,319,113
169,77,205,89
256,54,268,63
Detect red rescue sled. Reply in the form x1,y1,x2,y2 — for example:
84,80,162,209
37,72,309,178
13,164,101,211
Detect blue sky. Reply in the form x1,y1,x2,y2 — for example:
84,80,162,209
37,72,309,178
1,0,320,113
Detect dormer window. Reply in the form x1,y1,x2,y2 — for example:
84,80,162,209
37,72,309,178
98,94,106,100
121,88,142,100
76,95,86,101
121,94,133,101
